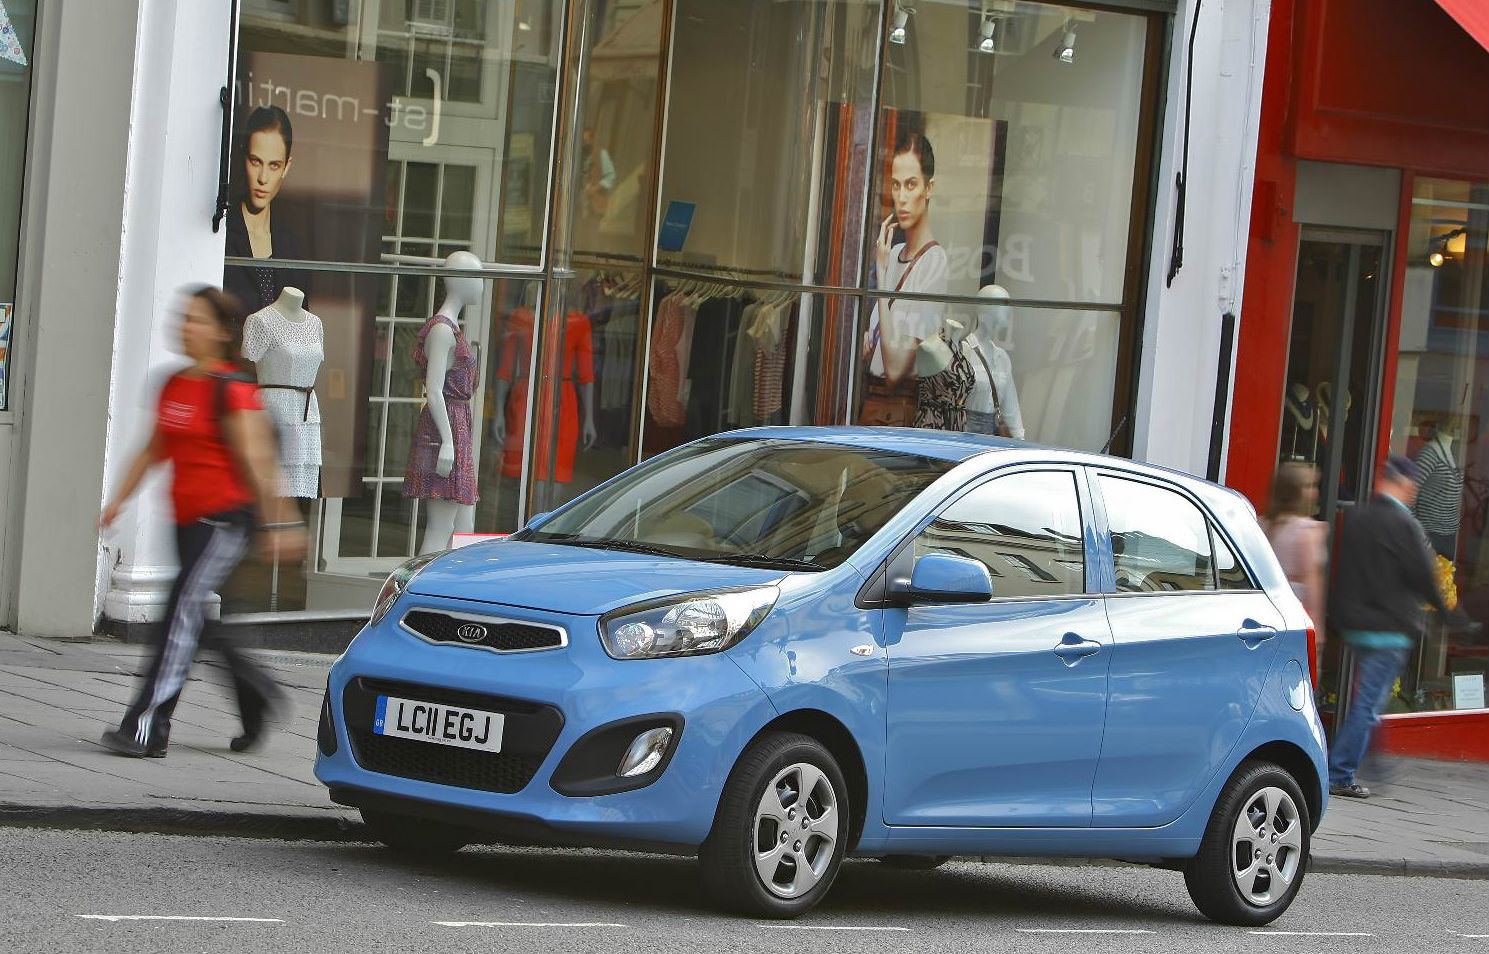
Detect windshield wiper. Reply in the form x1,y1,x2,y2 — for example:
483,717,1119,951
547,536,684,559
700,553,825,572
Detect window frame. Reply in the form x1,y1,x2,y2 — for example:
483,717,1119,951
1089,468,1261,597
869,463,1097,606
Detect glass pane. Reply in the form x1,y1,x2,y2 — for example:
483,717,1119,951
476,279,545,534
641,280,843,459
856,296,1120,451
233,0,563,280
1279,236,1384,511
877,2,1150,304
377,484,421,559
656,0,882,281
917,470,1085,598
337,483,379,559
555,0,666,265
1212,525,1253,591
1100,477,1214,593
0,0,34,411
529,270,642,514
1383,177,1489,712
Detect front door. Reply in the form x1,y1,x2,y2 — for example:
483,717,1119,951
884,468,1112,828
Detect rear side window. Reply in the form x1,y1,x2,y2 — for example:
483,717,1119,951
913,470,1085,598
1211,525,1256,590
1099,476,1215,593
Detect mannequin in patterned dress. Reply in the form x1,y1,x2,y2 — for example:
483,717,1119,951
913,318,976,430
404,251,487,553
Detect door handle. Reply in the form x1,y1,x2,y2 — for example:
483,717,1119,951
1052,632,1102,666
1238,618,1278,648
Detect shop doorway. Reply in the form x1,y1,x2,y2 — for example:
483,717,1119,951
1278,229,1390,523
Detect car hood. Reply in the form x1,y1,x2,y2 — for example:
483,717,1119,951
406,540,787,616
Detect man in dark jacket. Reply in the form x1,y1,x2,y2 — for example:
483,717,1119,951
1327,455,1449,798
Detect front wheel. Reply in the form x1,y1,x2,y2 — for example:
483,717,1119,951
700,732,850,918
1184,761,1311,926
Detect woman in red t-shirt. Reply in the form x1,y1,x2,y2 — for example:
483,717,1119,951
98,286,307,758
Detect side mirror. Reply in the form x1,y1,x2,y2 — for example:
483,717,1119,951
888,553,994,605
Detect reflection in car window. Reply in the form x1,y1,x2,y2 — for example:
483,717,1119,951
914,471,1086,598
1211,525,1254,590
515,439,954,569
1100,477,1215,593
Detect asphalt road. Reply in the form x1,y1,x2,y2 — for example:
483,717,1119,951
1,829,1485,953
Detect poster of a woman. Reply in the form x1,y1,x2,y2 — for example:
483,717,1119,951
859,130,949,426
223,105,312,313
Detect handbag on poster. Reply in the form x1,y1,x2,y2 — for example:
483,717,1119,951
859,241,942,427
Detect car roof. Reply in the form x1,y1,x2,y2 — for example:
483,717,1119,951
715,426,1253,513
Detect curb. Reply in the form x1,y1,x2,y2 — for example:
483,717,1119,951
1,804,1486,880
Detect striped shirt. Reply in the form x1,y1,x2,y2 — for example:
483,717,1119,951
1413,439,1463,534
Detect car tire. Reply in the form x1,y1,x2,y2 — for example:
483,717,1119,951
878,854,952,870
360,807,470,858
700,732,850,918
1184,760,1311,926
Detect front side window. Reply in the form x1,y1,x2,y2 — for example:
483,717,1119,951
518,438,955,569
1100,476,1214,593
913,469,1085,598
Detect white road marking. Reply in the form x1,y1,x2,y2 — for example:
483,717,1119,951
1250,931,1375,937
77,915,282,923
1016,929,1155,934
433,921,627,928
760,925,912,932
1454,934,1489,939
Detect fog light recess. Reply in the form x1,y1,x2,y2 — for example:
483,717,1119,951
618,727,673,778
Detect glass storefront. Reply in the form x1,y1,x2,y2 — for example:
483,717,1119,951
1381,177,1489,713
219,0,1165,619
0,0,35,412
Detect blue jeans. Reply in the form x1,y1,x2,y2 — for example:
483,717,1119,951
1327,646,1410,787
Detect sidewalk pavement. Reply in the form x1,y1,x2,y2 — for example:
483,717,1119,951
0,631,1485,877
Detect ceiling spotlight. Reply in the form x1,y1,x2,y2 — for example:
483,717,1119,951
1054,23,1076,63
889,7,910,45
1429,250,1446,268
978,16,997,54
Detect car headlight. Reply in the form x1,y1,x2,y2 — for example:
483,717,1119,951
599,587,778,660
369,551,443,626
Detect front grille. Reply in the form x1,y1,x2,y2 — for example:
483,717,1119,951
401,609,565,652
343,678,563,795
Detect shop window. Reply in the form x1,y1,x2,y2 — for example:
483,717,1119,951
639,281,856,459
1379,177,1489,713
655,0,882,283
0,0,35,411
855,295,1119,451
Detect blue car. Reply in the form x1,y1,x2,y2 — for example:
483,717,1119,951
316,428,1326,925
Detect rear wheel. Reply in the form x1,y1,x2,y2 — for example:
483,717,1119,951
878,855,952,870
700,732,849,918
360,808,470,858
1184,761,1310,926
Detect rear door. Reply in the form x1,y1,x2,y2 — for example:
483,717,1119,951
1091,471,1284,827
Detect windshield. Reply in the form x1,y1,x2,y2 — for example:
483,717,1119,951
515,439,955,570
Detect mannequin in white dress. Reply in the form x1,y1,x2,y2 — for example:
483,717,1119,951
242,286,323,497
419,250,486,554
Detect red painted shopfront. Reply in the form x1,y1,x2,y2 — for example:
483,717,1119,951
1231,0,1489,759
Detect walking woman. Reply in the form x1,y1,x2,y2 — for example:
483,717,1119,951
1265,462,1328,674
99,286,307,758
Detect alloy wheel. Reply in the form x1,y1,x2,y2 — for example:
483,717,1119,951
753,761,838,899
1230,785,1303,906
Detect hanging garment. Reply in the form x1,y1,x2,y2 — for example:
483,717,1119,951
600,301,639,412
727,302,764,427
647,296,693,429
242,304,324,497
401,314,479,505
497,310,595,483
914,334,976,431
752,304,788,424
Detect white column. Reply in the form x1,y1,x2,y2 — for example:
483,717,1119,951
102,0,234,627
1131,0,1271,477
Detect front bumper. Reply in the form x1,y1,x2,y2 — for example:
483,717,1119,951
315,593,777,849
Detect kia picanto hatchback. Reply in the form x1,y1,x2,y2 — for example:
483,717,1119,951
316,428,1326,925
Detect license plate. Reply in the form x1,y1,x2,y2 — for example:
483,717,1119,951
374,695,504,753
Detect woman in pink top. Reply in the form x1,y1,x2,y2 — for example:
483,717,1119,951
1266,463,1328,676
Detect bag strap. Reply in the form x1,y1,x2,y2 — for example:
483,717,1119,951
967,338,1007,432
871,241,942,359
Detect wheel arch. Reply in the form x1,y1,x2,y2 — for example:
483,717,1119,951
1242,740,1323,832
744,708,869,853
